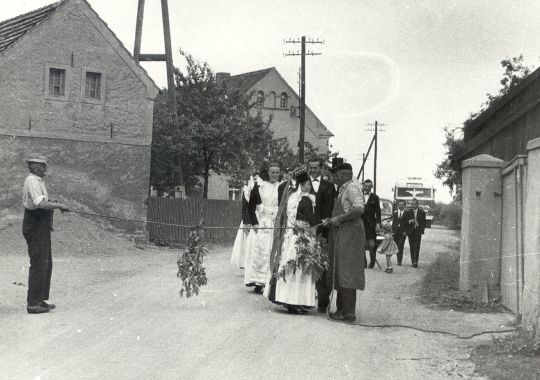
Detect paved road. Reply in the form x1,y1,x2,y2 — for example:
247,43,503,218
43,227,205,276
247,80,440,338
0,216,513,379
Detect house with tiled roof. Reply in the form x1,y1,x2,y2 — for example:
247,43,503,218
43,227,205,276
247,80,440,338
217,67,333,156
0,0,160,221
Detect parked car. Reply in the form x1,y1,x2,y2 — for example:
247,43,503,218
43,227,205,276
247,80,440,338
375,197,394,247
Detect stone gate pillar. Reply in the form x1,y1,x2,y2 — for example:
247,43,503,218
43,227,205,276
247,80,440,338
523,138,540,333
460,154,505,302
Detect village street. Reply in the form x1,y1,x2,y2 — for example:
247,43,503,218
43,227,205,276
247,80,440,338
0,213,513,380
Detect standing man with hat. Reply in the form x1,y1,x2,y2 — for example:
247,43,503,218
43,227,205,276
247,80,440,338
324,160,366,322
22,156,70,314
307,157,335,312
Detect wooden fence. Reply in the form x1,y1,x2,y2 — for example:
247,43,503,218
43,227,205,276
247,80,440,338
147,197,242,243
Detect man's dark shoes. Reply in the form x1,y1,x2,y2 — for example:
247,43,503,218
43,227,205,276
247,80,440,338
254,285,264,294
40,301,56,310
317,306,328,313
412,263,418,268
397,262,402,266
27,304,50,314
368,262,375,269
329,311,356,323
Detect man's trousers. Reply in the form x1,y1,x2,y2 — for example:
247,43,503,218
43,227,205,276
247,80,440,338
23,209,53,306
336,287,356,318
393,233,407,264
408,230,422,265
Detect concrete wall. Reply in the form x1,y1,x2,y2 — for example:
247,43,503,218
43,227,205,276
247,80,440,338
523,138,540,331
461,144,540,333
0,135,151,222
460,154,505,302
500,156,527,313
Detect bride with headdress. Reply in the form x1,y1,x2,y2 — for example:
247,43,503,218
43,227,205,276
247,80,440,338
265,166,323,314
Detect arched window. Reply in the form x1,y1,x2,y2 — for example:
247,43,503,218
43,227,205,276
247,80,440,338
256,91,265,108
268,91,276,108
280,92,288,109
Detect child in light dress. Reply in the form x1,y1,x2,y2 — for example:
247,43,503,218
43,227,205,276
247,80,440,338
376,220,398,273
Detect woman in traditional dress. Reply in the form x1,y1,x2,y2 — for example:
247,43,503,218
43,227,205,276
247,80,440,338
230,176,257,269
265,168,322,314
244,164,281,293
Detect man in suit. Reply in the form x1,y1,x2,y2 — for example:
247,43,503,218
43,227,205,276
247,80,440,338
391,199,409,266
308,158,335,312
361,179,381,268
406,198,426,268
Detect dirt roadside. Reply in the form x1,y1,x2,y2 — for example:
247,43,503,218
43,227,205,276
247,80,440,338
0,213,514,379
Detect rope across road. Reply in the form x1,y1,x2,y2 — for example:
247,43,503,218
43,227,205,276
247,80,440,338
69,209,322,230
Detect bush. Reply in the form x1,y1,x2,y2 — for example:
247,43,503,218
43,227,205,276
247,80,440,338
434,201,462,230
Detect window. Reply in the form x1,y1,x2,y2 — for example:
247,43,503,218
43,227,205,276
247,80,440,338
280,92,288,109
85,72,102,99
256,91,265,108
49,68,65,96
268,91,276,108
229,187,241,201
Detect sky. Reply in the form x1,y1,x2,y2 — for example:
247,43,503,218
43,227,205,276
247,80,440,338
4,0,540,202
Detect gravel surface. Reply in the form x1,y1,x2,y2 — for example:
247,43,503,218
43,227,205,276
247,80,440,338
0,213,514,379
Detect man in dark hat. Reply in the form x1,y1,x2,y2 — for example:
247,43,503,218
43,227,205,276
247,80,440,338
324,160,366,322
22,156,70,314
307,157,335,312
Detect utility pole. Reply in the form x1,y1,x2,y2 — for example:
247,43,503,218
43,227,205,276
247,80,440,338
366,121,386,194
284,36,323,163
357,121,386,193
362,153,365,182
133,0,177,116
133,0,184,193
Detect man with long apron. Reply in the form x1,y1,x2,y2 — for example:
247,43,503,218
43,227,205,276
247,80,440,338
324,162,366,322
22,156,70,314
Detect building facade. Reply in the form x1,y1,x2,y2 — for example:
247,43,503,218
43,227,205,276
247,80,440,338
457,67,540,161
203,68,333,200
218,67,333,155
0,0,159,221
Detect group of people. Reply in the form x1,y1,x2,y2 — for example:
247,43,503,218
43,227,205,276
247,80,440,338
19,153,424,322
230,157,367,322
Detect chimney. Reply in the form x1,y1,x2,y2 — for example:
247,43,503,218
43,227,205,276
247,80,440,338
216,72,231,85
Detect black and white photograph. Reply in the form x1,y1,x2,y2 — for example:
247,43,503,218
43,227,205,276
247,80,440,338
1,0,539,378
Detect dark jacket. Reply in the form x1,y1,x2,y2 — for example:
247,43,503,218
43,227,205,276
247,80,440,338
391,209,409,237
314,179,335,221
296,196,322,226
362,192,381,240
241,187,259,225
404,208,426,235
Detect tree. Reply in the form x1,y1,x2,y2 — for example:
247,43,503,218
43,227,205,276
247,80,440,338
151,51,274,198
434,126,464,196
435,55,534,196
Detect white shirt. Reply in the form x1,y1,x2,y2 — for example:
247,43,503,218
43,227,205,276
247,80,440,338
364,191,371,203
398,210,403,220
310,176,321,193
22,173,48,210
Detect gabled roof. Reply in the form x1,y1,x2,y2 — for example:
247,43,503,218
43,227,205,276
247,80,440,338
222,67,333,138
0,0,159,96
222,68,273,94
0,1,65,54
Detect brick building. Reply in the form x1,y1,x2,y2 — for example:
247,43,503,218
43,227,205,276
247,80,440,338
0,0,159,221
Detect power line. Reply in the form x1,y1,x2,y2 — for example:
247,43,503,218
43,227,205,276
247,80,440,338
284,36,324,164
